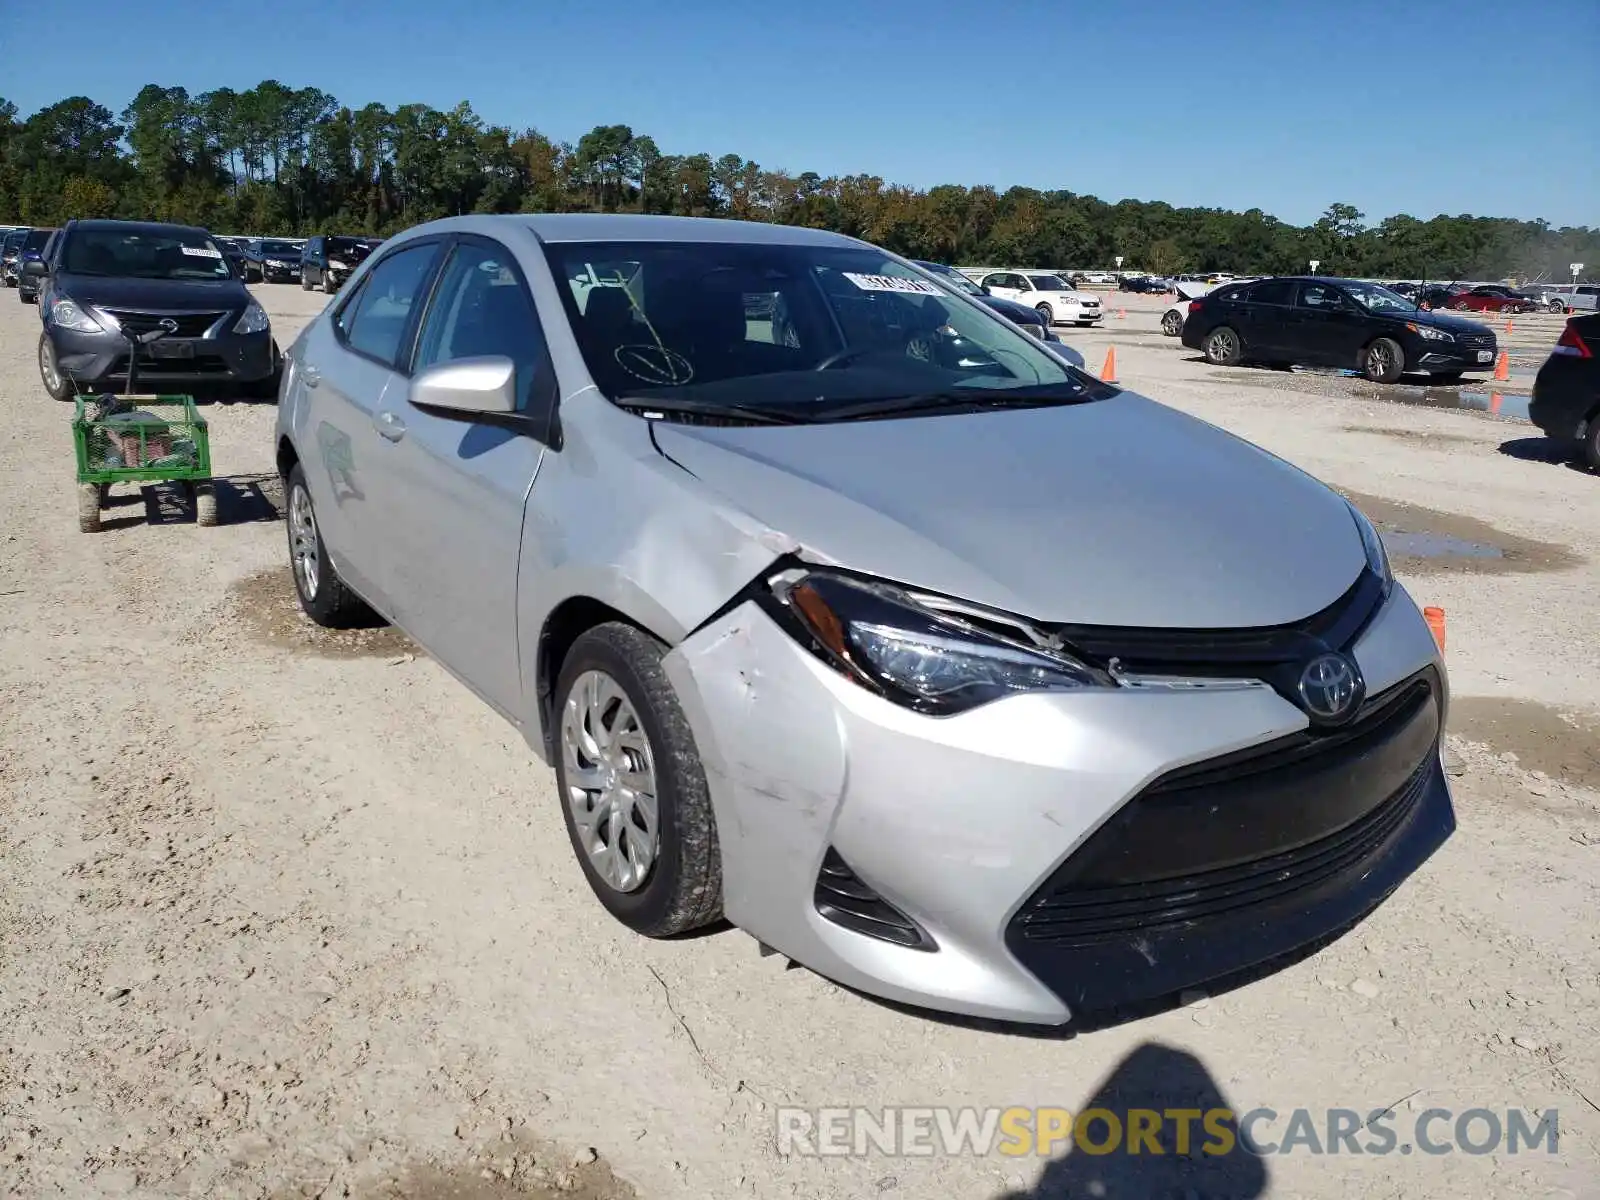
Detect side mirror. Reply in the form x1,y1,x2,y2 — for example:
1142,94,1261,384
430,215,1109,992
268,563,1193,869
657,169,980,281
980,284,993,295
409,356,517,417
22,258,47,278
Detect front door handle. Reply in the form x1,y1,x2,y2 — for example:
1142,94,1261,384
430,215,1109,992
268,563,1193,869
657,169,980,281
301,365,321,388
374,409,407,442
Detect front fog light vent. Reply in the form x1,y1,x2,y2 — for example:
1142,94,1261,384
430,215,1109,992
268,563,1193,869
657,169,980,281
814,848,936,951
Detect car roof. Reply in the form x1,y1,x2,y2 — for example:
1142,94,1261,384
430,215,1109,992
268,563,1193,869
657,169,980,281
69,218,212,239
399,212,870,248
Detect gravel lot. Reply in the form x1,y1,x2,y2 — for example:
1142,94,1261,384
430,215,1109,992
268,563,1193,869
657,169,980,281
1,282,1596,1200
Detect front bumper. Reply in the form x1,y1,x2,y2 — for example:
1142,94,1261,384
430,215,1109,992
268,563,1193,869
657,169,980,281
259,262,299,281
662,579,1450,1025
1410,340,1497,373
49,324,276,387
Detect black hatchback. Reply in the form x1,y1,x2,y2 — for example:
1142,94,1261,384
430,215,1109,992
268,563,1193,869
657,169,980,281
1530,314,1600,469
1181,276,1498,384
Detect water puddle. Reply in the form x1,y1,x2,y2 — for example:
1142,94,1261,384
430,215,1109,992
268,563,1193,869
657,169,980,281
228,566,416,659
1338,490,1579,575
1449,696,1600,793
1376,386,1534,422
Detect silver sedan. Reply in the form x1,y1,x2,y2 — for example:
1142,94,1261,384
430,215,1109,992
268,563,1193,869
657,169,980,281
273,214,1453,1026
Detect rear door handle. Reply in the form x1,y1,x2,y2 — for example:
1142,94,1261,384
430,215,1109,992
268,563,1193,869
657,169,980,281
301,365,320,388
374,409,407,442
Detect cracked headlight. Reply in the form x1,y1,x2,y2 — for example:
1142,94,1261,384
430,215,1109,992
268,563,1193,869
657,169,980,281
764,570,1112,714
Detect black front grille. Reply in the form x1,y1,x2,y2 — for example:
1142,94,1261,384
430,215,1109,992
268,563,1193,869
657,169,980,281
815,848,935,950
1457,332,1495,351
103,309,228,338
105,353,233,378
1010,669,1440,947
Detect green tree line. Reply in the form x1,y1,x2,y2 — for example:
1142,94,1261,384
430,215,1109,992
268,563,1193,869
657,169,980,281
1,83,1594,282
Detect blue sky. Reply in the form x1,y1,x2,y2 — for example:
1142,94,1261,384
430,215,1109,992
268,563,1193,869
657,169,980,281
4,0,1595,228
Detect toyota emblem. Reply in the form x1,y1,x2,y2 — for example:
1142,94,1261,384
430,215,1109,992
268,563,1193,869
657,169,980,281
1297,653,1364,723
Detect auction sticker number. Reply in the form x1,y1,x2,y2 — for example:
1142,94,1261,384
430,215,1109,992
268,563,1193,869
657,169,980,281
182,246,223,258
843,273,942,296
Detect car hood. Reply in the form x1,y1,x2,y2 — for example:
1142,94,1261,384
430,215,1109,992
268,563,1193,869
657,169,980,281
652,393,1367,628
58,273,250,309
979,295,1043,324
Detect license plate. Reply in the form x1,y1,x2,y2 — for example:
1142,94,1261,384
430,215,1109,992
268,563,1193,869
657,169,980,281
150,341,194,359
1476,350,1493,363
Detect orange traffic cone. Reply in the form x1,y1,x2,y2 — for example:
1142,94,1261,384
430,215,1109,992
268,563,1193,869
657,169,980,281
1504,319,1514,334
1423,606,1446,651
1491,391,1503,414
1493,351,1510,381
1117,308,1127,319
1099,346,1119,383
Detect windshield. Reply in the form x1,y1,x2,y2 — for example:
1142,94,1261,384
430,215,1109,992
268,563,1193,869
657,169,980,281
544,240,1106,419
1342,280,1418,312
23,229,53,251
261,240,300,256
327,236,366,256
1027,274,1070,291
61,228,232,280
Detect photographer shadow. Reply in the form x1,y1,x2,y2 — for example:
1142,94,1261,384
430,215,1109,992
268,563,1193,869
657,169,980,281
996,1042,1269,1200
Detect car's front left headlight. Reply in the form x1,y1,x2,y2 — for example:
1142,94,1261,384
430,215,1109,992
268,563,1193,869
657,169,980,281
234,300,271,334
1409,322,1454,343
1347,501,1392,599
763,569,1113,714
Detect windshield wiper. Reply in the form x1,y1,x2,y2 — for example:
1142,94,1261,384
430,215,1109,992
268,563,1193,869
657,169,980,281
815,388,1097,423
613,395,809,425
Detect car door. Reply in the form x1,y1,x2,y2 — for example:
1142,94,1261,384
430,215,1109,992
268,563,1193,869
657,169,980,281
1237,278,1295,357
298,238,446,612
1291,281,1366,367
363,235,555,721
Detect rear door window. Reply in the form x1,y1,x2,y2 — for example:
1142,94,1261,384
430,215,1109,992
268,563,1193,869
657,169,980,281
1245,279,1294,306
339,242,444,368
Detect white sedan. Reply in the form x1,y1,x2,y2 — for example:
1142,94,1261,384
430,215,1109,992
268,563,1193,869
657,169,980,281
1161,281,1220,336
977,270,1103,326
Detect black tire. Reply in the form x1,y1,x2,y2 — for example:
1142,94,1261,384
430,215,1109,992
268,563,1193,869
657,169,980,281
552,621,722,937
1429,370,1464,385
1034,303,1053,326
320,270,336,295
1161,309,1183,337
1362,337,1406,384
38,333,74,401
300,269,312,292
1548,300,1567,314
1584,415,1600,473
20,290,37,305
1203,326,1242,366
285,463,377,627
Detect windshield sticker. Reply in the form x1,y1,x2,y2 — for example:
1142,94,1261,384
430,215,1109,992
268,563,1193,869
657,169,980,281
843,272,943,296
181,246,222,258
615,344,695,387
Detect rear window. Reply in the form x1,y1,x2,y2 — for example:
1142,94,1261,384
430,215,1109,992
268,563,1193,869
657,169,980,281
23,229,54,251
1245,279,1294,305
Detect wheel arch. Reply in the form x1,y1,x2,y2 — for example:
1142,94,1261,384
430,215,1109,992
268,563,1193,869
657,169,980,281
276,434,300,482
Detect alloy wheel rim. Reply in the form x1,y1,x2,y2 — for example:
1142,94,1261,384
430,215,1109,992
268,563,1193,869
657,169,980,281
1211,330,1235,359
1369,344,1391,376
288,484,320,598
561,669,660,894
39,341,59,391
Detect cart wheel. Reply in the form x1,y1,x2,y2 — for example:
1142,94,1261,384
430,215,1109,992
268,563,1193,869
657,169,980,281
195,482,218,527
77,483,102,533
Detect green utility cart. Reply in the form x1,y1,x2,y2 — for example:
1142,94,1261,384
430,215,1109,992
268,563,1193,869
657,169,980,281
72,393,215,532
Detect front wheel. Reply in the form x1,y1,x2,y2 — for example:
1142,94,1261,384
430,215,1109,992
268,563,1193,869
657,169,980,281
1203,326,1242,366
38,334,73,401
285,464,377,627
1161,310,1183,337
1549,300,1568,314
1034,303,1054,326
1363,337,1405,384
554,622,722,937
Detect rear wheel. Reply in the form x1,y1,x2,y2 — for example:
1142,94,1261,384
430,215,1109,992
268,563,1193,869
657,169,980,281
285,464,376,627
300,269,312,291
1363,337,1405,384
1203,326,1241,366
1584,415,1600,472
321,270,336,295
1549,300,1568,314
1034,303,1053,326
38,334,73,401
1161,309,1183,337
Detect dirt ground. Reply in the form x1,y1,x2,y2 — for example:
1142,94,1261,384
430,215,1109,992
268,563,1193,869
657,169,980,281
1,281,1596,1200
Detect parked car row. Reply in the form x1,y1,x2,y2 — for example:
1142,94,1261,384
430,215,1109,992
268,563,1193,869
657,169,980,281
953,268,1104,326
5,226,58,302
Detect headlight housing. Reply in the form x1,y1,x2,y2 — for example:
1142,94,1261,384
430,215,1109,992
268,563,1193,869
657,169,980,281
1347,502,1392,600
51,298,103,334
1408,322,1454,343
234,300,271,334
764,570,1112,714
